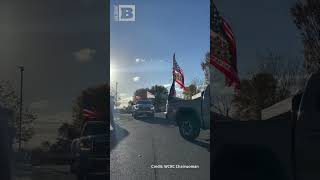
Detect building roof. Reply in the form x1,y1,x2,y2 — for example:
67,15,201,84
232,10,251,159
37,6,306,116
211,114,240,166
261,97,292,120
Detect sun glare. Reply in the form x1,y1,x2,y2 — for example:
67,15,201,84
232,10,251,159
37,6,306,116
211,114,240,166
110,63,116,82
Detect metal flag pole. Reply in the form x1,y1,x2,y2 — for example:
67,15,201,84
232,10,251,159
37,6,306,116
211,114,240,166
18,66,24,151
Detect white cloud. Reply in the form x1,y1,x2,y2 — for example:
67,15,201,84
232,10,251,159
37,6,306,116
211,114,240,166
163,83,172,88
120,93,127,97
118,96,133,108
135,58,145,63
73,48,96,62
133,76,141,82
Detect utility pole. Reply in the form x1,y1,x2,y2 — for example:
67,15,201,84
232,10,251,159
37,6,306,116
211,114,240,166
18,66,24,151
115,82,118,109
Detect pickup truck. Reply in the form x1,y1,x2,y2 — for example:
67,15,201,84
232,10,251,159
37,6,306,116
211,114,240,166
213,72,320,179
166,86,210,140
132,100,155,119
70,121,108,180
167,71,320,178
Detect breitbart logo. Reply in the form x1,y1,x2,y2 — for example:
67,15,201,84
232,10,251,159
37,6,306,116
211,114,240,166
114,5,136,22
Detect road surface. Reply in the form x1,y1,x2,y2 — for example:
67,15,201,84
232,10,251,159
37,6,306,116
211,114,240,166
110,113,210,180
13,164,76,180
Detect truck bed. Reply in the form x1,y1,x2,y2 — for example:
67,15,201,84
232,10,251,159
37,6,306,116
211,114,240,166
215,119,292,177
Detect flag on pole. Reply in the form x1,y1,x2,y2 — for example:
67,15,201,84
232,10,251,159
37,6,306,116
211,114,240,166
211,3,240,89
168,81,176,100
147,91,155,98
172,54,186,90
83,108,97,119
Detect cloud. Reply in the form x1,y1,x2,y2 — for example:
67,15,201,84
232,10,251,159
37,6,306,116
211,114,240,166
133,76,141,82
163,83,172,88
119,96,133,104
73,48,96,62
120,93,127,97
135,58,145,63
30,100,49,110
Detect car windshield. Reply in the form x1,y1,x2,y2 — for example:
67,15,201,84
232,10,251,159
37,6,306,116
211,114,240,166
136,101,152,105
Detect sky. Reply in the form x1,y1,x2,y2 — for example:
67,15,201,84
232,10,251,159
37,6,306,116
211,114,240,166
110,0,210,106
0,0,109,148
215,0,303,77
209,0,304,96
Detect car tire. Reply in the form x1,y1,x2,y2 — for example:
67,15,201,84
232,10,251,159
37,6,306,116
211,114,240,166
178,112,200,141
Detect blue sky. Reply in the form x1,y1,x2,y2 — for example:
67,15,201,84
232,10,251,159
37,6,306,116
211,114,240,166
110,0,210,105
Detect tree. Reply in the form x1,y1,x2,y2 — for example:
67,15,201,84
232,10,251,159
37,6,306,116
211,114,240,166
53,84,108,152
212,95,233,118
125,100,134,113
72,84,109,129
183,84,201,100
201,52,211,85
40,141,51,152
291,0,320,73
50,122,80,153
148,85,168,111
0,80,36,143
233,73,278,120
114,95,121,108
257,52,305,101
134,88,148,100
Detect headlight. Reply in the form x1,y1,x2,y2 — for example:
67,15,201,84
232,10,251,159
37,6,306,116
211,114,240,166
151,106,155,110
79,139,91,151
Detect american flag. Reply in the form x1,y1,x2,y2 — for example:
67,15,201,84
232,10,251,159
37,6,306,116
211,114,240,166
83,108,97,119
211,3,240,89
147,91,155,98
172,54,185,90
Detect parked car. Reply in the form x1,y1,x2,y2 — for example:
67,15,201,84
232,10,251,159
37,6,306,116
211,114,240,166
132,100,155,118
70,121,108,180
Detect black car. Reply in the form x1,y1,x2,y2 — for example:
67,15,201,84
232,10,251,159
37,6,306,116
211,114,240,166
132,100,155,118
70,121,108,180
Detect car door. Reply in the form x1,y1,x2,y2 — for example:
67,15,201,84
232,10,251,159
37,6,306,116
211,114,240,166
296,73,320,180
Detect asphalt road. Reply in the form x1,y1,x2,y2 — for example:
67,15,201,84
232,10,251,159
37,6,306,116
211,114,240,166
13,164,76,180
110,113,210,180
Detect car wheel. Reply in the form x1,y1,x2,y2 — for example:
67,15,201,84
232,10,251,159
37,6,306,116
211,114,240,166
178,112,200,141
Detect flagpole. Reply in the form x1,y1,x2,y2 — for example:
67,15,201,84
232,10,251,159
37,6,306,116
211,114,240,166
115,82,118,109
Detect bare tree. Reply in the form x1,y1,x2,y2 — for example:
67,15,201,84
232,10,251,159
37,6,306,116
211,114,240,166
212,95,233,118
291,0,320,74
256,52,305,101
